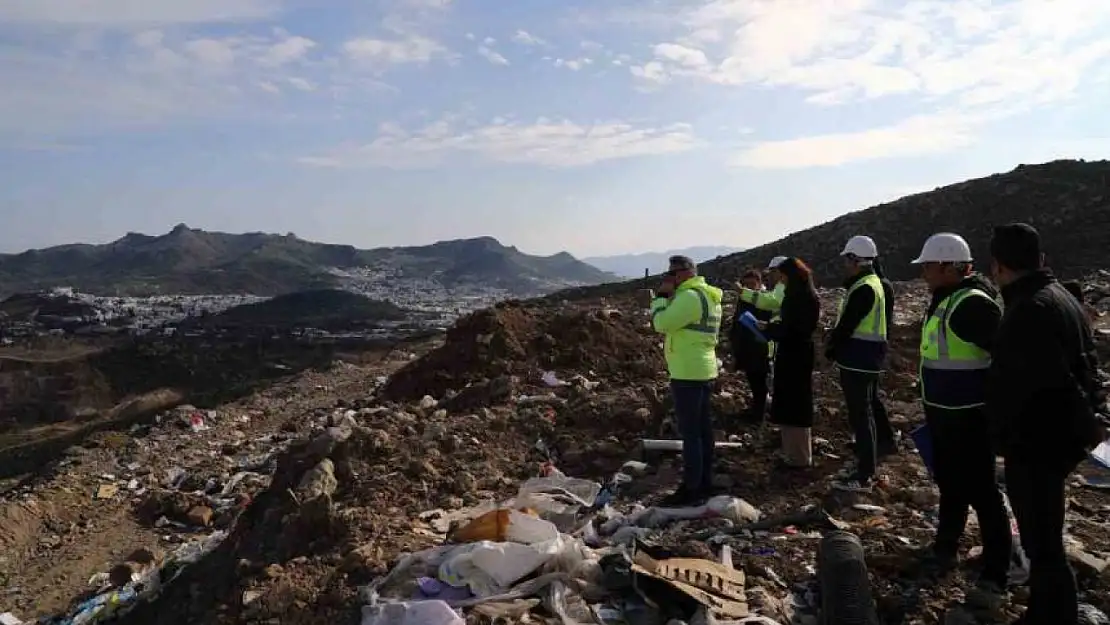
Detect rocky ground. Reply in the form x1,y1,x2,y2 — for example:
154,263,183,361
1,278,1109,625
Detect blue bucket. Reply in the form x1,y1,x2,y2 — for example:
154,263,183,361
910,424,935,478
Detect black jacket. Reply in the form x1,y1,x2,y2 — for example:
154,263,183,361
987,269,1106,464
825,268,892,369
728,296,772,368
925,274,1001,352
766,283,820,427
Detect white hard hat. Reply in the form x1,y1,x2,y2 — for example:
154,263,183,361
767,256,788,270
840,235,878,259
911,232,972,264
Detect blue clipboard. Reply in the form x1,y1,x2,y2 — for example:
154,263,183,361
738,311,768,343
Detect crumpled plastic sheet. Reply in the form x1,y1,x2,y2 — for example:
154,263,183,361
45,531,229,625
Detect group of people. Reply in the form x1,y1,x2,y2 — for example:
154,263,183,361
642,222,1108,625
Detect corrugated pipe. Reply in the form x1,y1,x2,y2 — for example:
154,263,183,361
817,531,880,625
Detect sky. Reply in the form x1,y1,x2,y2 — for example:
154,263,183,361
1,0,1109,258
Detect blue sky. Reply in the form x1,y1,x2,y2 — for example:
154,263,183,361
1,0,1108,258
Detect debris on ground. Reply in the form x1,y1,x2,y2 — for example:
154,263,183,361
2,285,1107,625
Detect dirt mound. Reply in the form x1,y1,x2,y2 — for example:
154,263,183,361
381,301,664,402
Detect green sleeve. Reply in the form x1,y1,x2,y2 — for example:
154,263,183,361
650,291,700,333
739,284,784,312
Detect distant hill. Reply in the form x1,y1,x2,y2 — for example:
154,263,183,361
0,293,101,322
553,160,1110,299
583,246,744,278
198,289,405,330
0,225,617,296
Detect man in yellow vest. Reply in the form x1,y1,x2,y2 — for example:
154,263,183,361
644,255,724,506
912,232,1011,610
828,235,896,493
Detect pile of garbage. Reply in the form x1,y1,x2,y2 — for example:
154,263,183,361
8,285,1108,625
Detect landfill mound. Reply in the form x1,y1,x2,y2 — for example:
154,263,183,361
552,159,1110,301
23,288,1110,625
382,300,664,403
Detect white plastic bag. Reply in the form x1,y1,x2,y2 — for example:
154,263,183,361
360,600,463,625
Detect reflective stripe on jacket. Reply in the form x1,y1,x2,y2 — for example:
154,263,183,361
739,281,784,356
651,276,723,381
835,273,888,373
920,288,997,409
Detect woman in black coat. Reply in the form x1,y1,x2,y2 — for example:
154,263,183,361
759,257,820,468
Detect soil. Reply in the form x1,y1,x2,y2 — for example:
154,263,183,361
2,286,1108,625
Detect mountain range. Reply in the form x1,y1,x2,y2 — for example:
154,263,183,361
554,159,1110,299
583,246,744,278
0,225,617,297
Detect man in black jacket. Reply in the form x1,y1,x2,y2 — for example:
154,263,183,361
987,223,1108,625
912,232,1011,609
828,235,897,493
730,269,773,423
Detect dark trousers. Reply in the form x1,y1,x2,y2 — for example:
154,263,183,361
1005,456,1080,624
743,356,770,414
926,405,1011,586
840,369,895,479
671,380,714,491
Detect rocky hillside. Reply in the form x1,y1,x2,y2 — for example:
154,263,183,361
556,159,1110,299
0,226,617,297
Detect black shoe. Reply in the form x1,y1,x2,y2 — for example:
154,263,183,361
919,545,958,576
659,487,706,507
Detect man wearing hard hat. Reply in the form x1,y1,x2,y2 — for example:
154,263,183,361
912,232,1011,610
732,256,788,422
828,235,897,493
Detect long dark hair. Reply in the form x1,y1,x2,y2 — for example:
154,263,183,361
872,256,887,279
779,257,818,299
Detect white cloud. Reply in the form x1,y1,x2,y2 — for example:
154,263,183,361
731,112,977,169
298,117,699,168
512,30,545,46
0,29,330,138
623,0,1110,166
477,46,510,66
344,35,450,66
554,57,593,71
286,77,316,92
632,0,1110,108
0,0,282,26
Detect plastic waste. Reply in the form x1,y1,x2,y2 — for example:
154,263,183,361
542,371,569,387
360,600,463,625
448,508,557,544
739,311,768,343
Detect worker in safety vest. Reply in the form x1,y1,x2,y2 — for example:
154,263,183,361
641,255,724,506
730,268,775,423
911,232,1012,610
734,256,788,419
736,256,788,321
828,235,897,493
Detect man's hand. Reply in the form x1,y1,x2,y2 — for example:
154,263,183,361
657,280,675,298
734,281,746,293
637,288,656,307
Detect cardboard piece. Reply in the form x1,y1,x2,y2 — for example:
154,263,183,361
631,552,749,619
